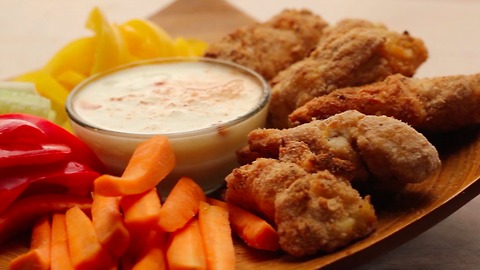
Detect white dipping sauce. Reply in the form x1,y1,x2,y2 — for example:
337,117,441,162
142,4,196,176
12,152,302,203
67,58,270,195
75,62,263,134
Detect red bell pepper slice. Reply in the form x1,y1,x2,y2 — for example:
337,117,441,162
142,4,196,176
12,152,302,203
0,113,106,173
0,194,93,244
0,181,29,215
22,162,100,197
0,161,100,214
0,143,71,168
0,118,48,145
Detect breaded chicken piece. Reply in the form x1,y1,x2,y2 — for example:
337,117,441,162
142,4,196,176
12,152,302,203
275,175,377,256
320,18,385,38
225,158,309,223
239,110,441,187
238,113,371,182
268,19,428,128
225,158,376,256
204,9,328,80
290,73,480,133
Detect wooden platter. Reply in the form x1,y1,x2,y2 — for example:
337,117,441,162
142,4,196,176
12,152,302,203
1,1,480,269
149,0,257,43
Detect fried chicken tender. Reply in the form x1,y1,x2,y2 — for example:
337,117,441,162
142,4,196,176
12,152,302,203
225,158,310,223
275,175,377,256
204,9,328,80
290,73,480,133
239,112,370,182
239,110,441,187
268,19,428,128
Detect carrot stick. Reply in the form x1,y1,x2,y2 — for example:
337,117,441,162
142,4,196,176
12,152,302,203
120,188,163,270
8,215,51,270
120,224,148,270
94,135,176,196
130,230,167,270
51,213,74,270
131,247,166,270
121,188,162,232
91,193,130,258
208,198,280,251
198,201,235,270
157,177,206,232
121,229,166,270
166,218,206,270
65,206,115,270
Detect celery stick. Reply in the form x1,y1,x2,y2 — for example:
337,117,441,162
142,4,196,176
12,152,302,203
0,89,52,119
0,81,38,94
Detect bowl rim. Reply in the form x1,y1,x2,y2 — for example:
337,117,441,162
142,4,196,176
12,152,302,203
66,56,271,139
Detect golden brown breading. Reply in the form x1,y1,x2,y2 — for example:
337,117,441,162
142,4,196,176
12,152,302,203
225,158,309,223
268,19,428,128
225,158,377,257
290,73,480,133
255,116,370,182
226,111,440,256
204,9,328,80
240,110,441,187
275,174,377,256
354,112,441,185
320,18,385,38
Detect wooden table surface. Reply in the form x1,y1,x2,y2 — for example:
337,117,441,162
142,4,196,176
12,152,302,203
1,1,480,269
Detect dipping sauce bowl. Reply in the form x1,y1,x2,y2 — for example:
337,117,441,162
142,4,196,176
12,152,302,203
66,57,270,195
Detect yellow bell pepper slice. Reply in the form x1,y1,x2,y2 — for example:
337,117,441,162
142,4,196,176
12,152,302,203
86,7,131,74
119,19,176,59
117,25,143,61
184,38,209,56
14,70,69,124
56,70,88,91
173,37,209,57
43,37,96,79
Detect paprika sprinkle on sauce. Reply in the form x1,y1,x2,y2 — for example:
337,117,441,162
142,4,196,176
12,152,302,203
66,57,270,195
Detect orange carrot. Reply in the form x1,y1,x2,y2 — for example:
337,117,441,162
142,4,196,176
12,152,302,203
91,193,130,258
157,177,206,232
120,234,142,270
166,218,206,270
94,135,176,196
120,189,163,270
120,229,149,270
121,229,166,270
131,247,166,270
130,230,167,270
198,201,235,270
208,198,280,251
51,213,74,270
8,215,51,270
65,206,115,270
121,188,162,232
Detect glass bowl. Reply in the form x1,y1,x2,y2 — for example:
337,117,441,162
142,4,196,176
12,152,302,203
66,57,270,195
